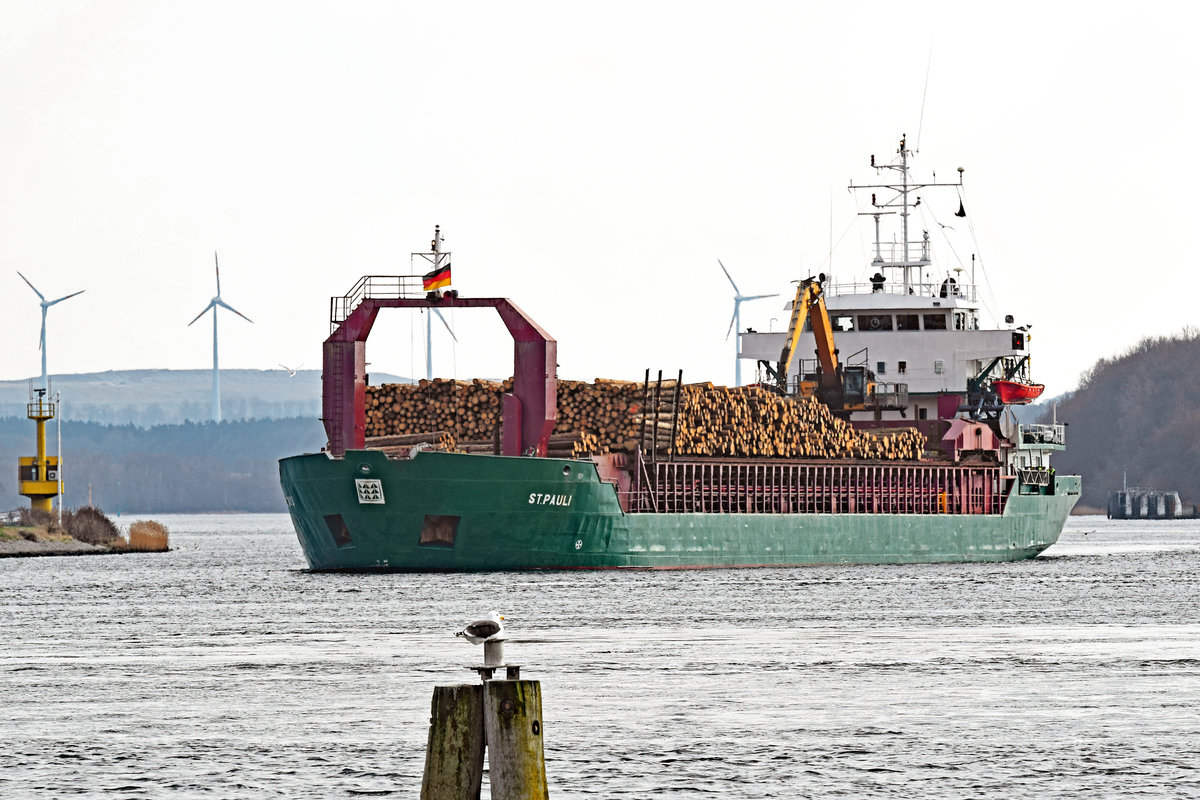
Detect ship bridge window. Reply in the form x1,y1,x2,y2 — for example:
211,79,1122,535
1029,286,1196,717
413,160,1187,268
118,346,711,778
857,314,893,331
896,314,919,331
831,315,855,332
923,313,947,330
954,312,967,330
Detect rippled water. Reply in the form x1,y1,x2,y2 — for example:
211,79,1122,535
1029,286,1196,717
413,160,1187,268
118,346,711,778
2,515,1198,798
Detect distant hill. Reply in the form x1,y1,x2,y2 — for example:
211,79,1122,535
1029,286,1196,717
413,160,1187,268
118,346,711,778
0,369,407,426
1038,330,1200,509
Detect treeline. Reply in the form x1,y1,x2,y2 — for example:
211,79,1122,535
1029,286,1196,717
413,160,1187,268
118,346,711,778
63,397,321,427
0,417,326,513
0,369,330,427
1041,329,1200,509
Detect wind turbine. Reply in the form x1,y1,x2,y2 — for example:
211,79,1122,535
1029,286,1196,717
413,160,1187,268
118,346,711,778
718,259,777,386
188,252,252,422
17,271,85,392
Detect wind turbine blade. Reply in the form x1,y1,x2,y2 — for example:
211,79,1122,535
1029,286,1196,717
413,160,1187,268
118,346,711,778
216,298,253,323
742,293,779,302
214,252,221,296
188,301,217,326
717,259,741,294
17,271,45,301
432,308,458,342
46,289,85,307
726,304,739,340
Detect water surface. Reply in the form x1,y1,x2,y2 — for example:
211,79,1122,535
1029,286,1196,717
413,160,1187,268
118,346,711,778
2,515,1198,797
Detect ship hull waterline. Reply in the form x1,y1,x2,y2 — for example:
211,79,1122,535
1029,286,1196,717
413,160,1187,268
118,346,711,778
280,450,1080,572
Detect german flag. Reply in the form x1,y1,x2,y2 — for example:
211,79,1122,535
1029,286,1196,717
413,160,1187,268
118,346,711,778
422,262,451,291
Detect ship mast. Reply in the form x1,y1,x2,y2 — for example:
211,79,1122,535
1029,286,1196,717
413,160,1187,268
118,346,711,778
900,140,912,292
414,225,454,380
851,135,962,294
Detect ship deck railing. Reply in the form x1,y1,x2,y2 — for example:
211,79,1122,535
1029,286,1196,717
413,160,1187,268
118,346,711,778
824,278,978,302
872,382,909,409
1016,423,1066,449
630,457,1007,516
330,275,428,330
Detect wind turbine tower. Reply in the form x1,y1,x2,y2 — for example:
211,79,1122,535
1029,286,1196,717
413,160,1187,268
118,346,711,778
15,271,83,514
188,253,253,422
718,260,777,386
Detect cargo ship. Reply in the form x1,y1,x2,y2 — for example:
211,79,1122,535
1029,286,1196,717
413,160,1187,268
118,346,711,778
280,140,1079,571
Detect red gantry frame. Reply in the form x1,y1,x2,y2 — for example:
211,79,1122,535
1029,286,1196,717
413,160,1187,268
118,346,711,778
322,279,556,458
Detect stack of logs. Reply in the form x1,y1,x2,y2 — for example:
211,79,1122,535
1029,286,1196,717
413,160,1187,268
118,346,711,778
363,377,925,461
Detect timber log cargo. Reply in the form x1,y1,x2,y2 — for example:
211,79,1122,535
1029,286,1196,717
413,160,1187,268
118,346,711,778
364,378,926,461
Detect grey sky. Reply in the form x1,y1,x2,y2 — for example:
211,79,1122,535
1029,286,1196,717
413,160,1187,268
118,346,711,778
2,2,1194,395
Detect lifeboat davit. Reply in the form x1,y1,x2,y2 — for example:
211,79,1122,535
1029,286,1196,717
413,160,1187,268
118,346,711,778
993,379,1045,405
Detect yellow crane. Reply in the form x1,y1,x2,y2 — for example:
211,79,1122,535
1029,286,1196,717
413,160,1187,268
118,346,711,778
764,277,903,416
776,277,840,400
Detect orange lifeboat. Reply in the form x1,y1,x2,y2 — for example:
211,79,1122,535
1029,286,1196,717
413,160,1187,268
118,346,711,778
993,379,1045,405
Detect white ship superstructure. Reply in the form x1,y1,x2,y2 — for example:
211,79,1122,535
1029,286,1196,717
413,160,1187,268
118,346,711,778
739,135,1032,425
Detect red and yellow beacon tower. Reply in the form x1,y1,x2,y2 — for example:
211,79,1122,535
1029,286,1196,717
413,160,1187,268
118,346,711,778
18,389,60,514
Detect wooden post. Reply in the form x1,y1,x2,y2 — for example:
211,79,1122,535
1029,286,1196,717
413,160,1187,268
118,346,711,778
420,684,485,800
668,368,682,462
484,680,548,800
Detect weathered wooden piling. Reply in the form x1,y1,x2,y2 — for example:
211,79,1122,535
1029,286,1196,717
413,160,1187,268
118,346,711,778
419,684,485,800
483,680,548,800
423,615,548,798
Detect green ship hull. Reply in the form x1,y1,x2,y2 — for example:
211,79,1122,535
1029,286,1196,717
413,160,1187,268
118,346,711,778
279,450,1080,571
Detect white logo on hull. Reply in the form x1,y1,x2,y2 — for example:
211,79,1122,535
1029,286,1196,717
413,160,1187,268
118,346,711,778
528,492,573,507
356,478,385,504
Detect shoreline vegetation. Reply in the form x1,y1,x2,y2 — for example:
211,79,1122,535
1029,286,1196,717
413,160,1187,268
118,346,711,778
0,507,169,558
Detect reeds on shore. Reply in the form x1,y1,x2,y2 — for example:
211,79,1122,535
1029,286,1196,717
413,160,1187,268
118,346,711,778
126,520,170,552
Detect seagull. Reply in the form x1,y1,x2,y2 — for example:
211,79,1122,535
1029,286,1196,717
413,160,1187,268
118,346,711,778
456,610,505,644
278,362,302,377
